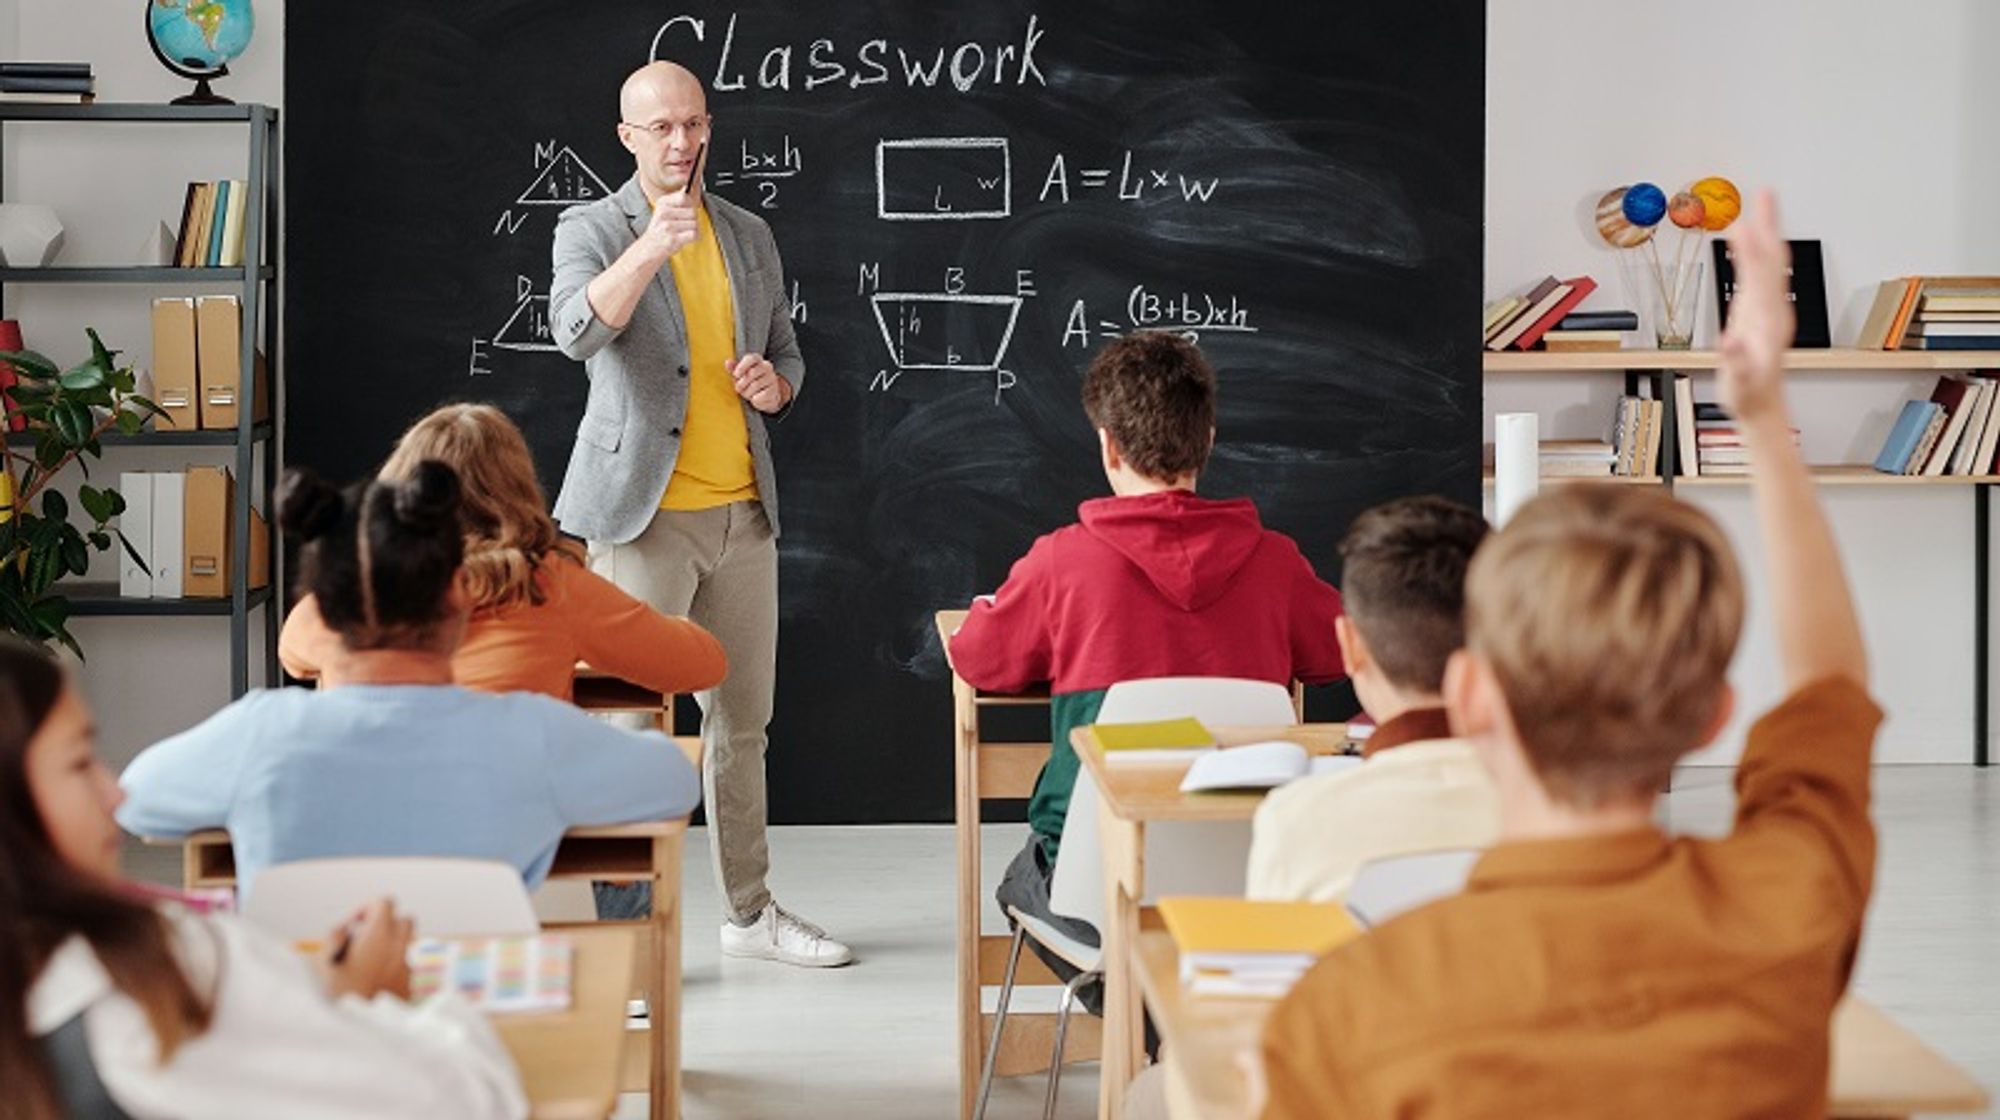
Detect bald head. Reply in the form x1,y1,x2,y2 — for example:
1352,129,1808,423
621,62,706,122
617,61,711,199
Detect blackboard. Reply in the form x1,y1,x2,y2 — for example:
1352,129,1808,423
285,1,1485,824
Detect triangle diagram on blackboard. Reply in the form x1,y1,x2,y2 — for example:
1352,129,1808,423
518,146,612,206
494,292,557,351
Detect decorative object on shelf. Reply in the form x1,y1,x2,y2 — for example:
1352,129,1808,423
145,0,255,106
1594,187,1654,248
1595,174,1741,350
140,220,176,266
1493,412,1539,524
1715,239,1830,348
0,203,64,267
0,329,167,654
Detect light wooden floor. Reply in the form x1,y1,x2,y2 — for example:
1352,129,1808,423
125,766,2000,1119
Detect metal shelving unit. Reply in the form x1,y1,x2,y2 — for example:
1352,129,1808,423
0,102,281,696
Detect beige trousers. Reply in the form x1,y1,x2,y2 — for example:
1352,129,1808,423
590,501,776,924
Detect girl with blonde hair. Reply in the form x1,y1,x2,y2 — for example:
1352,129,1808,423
280,403,725,700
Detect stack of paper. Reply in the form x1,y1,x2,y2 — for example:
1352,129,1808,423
1158,897,1361,998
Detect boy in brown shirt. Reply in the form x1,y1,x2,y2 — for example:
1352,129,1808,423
1259,191,1880,1117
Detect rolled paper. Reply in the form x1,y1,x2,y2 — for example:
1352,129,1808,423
1595,187,1653,248
1622,182,1668,227
1495,412,1541,526
1668,190,1706,229
1691,176,1741,231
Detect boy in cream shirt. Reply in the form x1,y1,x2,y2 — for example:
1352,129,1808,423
1246,496,1498,902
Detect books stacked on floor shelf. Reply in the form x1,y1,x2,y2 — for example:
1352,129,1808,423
1692,402,1800,478
1873,374,2000,476
1855,276,2000,350
1482,275,1600,351
171,181,251,268
0,62,93,103
1540,309,1639,352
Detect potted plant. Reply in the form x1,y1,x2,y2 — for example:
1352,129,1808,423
0,329,165,655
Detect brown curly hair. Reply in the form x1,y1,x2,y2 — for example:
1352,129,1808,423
1081,332,1216,481
378,404,584,612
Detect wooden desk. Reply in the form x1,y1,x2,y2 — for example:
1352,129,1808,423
163,821,689,1120
488,926,638,1120
1073,725,1347,1120
574,663,703,769
1134,930,1989,1119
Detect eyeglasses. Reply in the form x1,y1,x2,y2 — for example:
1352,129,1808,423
621,115,712,140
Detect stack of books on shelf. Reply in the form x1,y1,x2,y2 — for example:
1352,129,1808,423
1692,402,1800,478
1856,277,2000,351
0,62,93,104
1539,439,1617,477
171,181,251,268
1541,309,1639,353
1482,275,1602,351
1158,896,1360,999
1611,395,1666,478
1872,374,2000,477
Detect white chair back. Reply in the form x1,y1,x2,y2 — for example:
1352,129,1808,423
1047,677,1300,929
1094,676,1298,726
1344,848,1481,928
242,857,540,940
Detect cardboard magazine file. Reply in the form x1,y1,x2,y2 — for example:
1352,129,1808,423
182,466,270,598
149,298,199,432
194,295,270,430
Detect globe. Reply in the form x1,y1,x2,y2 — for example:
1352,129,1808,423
146,0,255,104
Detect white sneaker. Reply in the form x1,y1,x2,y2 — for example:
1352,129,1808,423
720,903,854,968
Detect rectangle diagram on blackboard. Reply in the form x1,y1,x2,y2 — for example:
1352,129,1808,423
876,138,1011,221
870,293,1022,371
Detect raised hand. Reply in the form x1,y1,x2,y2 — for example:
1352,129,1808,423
1715,189,1796,430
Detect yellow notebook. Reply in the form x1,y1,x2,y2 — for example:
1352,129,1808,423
1084,717,1215,754
1160,897,1362,997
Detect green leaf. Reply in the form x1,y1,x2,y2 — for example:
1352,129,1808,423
77,484,108,522
110,368,136,394
60,533,87,576
0,350,59,379
87,530,108,550
50,402,83,445
40,490,66,524
116,528,149,575
58,363,106,392
105,488,125,517
86,328,114,371
114,410,142,436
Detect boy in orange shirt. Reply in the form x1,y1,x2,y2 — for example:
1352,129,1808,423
1259,191,1879,1116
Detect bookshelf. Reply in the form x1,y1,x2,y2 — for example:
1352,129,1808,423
0,103,281,697
1487,347,1996,766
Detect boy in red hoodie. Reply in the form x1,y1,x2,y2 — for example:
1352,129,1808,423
949,331,1346,982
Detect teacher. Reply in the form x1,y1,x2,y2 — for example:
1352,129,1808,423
549,61,849,967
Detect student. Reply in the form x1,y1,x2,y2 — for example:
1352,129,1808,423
118,462,702,894
280,403,727,703
1258,192,1877,1117
949,331,1346,980
2,637,527,1119
1246,495,1498,903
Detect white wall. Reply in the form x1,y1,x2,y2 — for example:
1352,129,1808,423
1487,0,2000,763
4,0,284,767
6,0,1992,768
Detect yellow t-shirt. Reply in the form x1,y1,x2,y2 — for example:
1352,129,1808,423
661,206,757,510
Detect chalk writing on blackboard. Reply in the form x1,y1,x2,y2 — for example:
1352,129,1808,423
876,138,1011,221
712,135,802,210
494,276,559,353
1038,151,1220,206
869,292,1022,371
650,13,1049,95
517,144,613,207
1062,285,1257,347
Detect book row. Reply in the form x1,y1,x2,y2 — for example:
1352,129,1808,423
115,467,269,600
150,296,270,431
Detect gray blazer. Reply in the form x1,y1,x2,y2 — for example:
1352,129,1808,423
549,174,804,544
